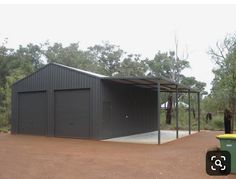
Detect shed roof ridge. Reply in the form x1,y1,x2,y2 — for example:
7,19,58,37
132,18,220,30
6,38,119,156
50,62,108,78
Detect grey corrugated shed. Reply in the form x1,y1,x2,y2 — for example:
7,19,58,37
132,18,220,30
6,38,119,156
12,63,103,138
12,62,199,140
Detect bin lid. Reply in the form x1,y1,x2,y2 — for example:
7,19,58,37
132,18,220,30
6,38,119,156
216,134,236,139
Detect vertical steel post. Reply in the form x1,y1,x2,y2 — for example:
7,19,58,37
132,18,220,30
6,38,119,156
176,85,179,139
188,89,191,135
197,92,200,132
157,81,161,144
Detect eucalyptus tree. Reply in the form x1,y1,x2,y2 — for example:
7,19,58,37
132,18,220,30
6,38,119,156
209,33,236,130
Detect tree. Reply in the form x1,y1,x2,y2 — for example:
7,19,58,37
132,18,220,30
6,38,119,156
15,43,44,70
44,42,98,72
0,41,15,87
208,33,236,130
0,40,47,128
201,94,218,115
181,76,207,96
146,51,190,83
116,54,147,77
146,50,190,124
180,76,207,119
0,69,26,127
88,42,124,76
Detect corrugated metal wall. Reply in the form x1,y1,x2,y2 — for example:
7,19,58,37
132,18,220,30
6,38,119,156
101,80,157,139
12,64,102,139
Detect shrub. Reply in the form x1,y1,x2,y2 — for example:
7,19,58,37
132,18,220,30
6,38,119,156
213,116,224,130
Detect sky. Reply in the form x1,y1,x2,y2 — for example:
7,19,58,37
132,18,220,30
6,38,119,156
0,4,236,92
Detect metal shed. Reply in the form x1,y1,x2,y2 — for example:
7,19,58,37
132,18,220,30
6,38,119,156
11,63,200,144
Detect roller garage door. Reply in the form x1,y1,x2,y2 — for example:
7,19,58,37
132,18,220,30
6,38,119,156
18,91,47,135
54,89,90,138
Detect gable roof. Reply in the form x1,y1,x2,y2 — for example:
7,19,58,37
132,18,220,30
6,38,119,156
12,62,107,86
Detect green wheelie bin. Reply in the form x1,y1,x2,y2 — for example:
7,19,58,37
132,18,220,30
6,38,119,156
217,134,236,174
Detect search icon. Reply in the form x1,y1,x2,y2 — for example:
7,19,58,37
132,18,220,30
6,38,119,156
215,159,222,167
206,150,231,175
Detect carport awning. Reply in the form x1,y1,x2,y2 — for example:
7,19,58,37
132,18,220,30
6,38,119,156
101,77,199,93
101,76,201,145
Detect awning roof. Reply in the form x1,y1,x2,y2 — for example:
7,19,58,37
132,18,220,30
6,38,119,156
101,76,199,93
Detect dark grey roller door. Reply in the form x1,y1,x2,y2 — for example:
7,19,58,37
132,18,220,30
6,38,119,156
18,91,47,135
54,89,90,138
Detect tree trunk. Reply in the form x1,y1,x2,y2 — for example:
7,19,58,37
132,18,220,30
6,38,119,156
229,72,236,132
166,95,173,124
231,92,236,132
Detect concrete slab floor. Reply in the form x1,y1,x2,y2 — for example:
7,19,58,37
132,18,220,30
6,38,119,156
103,130,197,144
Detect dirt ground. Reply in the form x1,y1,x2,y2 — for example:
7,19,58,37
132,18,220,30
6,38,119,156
0,131,235,179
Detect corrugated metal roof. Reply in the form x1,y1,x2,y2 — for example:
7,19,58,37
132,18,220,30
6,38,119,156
101,77,199,93
13,62,199,93
13,63,107,86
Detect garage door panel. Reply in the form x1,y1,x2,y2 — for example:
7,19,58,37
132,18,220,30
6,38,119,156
54,89,90,138
18,91,47,135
